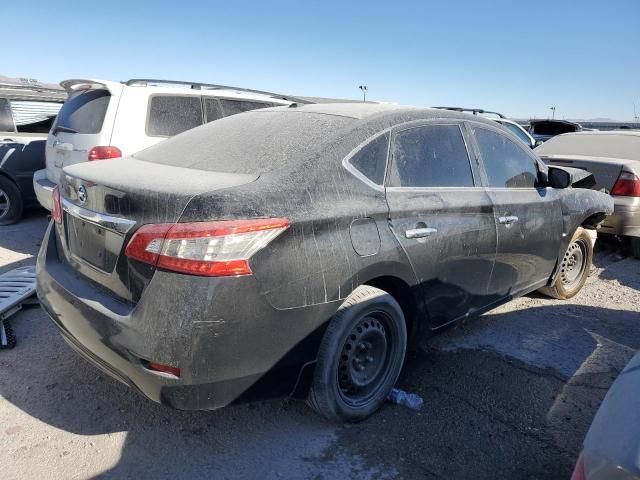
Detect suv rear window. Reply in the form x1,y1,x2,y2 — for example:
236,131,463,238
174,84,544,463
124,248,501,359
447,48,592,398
147,96,203,137
218,99,271,117
0,98,14,132
56,89,110,134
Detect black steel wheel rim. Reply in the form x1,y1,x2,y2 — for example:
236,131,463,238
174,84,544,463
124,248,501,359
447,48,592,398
0,188,9,219
560,239,588,288
337,311,395,407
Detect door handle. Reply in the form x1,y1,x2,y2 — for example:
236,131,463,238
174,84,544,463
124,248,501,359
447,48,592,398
405,227,438,239
54,141,74,152
498,215,519,225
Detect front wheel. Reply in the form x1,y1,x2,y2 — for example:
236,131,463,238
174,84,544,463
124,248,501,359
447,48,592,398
307,286,407,422
539,227,593,300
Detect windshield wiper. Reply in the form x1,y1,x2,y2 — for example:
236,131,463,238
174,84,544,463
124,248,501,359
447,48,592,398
52,125,77,135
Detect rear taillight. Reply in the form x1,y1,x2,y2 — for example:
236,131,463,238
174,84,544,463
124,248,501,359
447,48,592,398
125,218,289,277
88,146,122,161
570,451,585,480
611,171,640,197
52,186,62,224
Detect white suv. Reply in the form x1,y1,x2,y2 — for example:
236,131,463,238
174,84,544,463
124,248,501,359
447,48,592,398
33,78,294,210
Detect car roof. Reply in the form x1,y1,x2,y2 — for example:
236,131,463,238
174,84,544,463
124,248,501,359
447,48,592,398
59,78,293,104
260,102,500,124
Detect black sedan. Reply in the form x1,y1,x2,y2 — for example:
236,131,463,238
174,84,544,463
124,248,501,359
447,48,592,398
36,103,613,421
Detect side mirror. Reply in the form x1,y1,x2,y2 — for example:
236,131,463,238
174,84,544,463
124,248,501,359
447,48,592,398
547,166,571,189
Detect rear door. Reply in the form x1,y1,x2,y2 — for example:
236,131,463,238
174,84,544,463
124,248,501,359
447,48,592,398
46,81,122,184
385,121,498,327
469,123,563,295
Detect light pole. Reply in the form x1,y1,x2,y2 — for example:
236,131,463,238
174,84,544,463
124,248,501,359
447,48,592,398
550,106,556,119
359,85,368,102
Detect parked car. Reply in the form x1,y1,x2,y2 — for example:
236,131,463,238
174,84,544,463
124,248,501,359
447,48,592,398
536,131,640,258
528,119,582,143
0,76,66,224
433,107,537,148
33,78,297,211
37,103,612,421
570,351,640,480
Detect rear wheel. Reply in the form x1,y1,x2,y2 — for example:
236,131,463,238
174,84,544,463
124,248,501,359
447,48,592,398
0,176,23,226
540,227,593,300
307,286,407,422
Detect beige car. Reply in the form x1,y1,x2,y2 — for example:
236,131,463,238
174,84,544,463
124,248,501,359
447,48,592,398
536,131,640,257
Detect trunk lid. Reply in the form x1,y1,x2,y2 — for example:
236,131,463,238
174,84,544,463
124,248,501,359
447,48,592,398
540,154,625,192
45,79,122,184
56,157,258,303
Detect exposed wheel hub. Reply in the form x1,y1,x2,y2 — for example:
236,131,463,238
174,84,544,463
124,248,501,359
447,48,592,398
339,315,389,395
0,188,9,219
560,240,587,287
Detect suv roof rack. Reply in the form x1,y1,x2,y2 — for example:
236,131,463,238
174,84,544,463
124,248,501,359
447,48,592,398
124,79,310,104
433,107,506,119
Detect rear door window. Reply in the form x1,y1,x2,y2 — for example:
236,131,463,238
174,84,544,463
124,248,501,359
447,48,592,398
218,99,271,117
0,98,15,132
472,127,539,188
348,133,389,185
388,124,474,188
55,89,110,134
147,95,203,137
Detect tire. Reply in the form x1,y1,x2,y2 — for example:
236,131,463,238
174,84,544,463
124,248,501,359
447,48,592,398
0,176,23,226
539,227,593,300
307,285,407,422
631,237,640,260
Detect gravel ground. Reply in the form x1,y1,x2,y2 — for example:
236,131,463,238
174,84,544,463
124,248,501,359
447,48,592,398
1,212,639,479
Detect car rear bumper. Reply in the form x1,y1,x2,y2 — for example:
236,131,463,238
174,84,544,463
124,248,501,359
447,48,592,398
599,197,640,238
36,221,330,410
33,169,54,211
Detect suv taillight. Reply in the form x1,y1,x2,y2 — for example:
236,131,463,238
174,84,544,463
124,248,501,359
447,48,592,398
52,186,62,224
88,146,122,161
611,171,640,197
125,218,290,277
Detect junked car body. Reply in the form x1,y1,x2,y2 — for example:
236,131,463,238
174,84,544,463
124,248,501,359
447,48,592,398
571,351,640,480
0,76,66,224
37,103,612,421
536,131,640,257
528,118,582,143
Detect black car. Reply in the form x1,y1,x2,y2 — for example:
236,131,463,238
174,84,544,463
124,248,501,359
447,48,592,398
0,77,66,224
36,103,612,421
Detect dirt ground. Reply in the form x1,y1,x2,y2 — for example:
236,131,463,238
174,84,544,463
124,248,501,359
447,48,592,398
1,210,639,479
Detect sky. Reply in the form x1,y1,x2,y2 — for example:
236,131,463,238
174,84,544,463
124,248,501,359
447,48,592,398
3,0,638,120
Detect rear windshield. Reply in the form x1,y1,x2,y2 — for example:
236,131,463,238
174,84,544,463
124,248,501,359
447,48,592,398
134,110,354,174
531,121,578,136
55,89,110,134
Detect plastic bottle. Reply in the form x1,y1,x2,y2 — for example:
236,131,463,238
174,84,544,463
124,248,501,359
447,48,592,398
387,388,424,411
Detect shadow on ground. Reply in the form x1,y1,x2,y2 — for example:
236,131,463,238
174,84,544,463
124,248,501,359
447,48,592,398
2,302,638,479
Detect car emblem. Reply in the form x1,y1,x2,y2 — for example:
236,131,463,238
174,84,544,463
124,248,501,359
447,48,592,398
77,185,87,205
